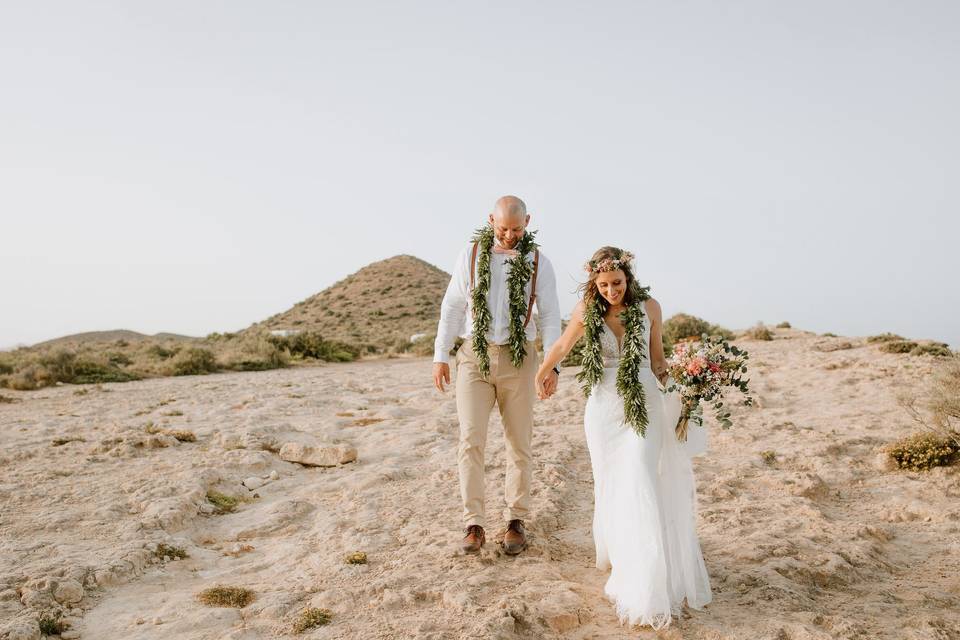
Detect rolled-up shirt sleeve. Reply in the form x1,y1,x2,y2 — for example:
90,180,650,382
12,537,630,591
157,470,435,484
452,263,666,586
535,252,562,355
434,245,471,363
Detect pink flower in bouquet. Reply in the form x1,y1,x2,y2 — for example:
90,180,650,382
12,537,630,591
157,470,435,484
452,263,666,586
687,360,704,376
709,362,721,373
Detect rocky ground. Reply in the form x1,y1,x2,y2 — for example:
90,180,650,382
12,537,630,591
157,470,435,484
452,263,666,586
1,328,958,639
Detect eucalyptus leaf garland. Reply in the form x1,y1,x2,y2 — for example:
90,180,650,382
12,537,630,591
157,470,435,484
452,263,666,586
469,226,539,377
577,283,653,437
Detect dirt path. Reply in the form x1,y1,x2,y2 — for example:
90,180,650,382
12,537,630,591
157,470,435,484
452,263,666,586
2,330,959,639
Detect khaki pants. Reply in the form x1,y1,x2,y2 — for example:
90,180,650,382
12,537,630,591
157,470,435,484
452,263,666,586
455,340,537,528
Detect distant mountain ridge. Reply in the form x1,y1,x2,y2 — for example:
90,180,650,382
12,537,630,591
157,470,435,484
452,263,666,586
34,329,197,348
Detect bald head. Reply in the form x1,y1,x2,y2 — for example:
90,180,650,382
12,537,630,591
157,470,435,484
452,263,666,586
493,195,527,221
488,195,530,249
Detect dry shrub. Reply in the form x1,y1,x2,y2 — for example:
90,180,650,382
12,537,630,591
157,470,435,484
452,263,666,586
292,608,332,633
171,348,219,376
345,551,367,565
776,321,792,329
911,343,953,357
206,490,240,514
883,433,959,471
219,334,288,372
880,340,917,354
197,586,254,608
0,394,18,404
744,325,774,341
760,450,777,465
898,358,960,458
663,314,734,347
868,333,904,343
165,429,196,442
154,543,189,560
268,331,358,362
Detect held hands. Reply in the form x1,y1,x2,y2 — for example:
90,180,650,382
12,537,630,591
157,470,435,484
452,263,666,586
536,369,559,400
433,362,451,392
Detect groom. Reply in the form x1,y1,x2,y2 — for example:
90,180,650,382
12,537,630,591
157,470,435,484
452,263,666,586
432,195,561,554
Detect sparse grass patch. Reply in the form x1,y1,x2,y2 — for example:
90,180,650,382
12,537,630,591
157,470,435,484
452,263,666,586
760,450,777,465
162,410,184,416
0,394,18,403
883,432,959,472
38,612,62,635
52,436,85,446
776,321,791,329
206,490,240,514
197,585,254,608
154,543,189,560
351,418,385,427
165,429,196,442
292,608,333,633
744,325,774,341
144,421,161,434
335,411,355,417
345,551,368,565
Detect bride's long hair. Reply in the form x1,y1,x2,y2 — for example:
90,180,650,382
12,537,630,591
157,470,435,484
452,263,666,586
579,246,643,315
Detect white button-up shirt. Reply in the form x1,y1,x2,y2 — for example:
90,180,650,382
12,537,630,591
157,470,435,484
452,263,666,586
433,237,562,364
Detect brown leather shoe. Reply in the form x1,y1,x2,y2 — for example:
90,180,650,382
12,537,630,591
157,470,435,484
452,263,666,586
503,519,526,555
462,525,485,553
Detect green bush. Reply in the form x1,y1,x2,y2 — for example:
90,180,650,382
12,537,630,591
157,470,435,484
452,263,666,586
884,432,959,471
172,348,219,376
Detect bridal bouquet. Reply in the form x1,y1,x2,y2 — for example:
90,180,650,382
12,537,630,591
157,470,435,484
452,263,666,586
666,335,753,441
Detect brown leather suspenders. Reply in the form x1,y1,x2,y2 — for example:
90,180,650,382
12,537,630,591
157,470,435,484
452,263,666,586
469,242,539,328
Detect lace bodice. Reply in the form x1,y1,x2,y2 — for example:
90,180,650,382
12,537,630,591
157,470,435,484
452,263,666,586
600,305,650,368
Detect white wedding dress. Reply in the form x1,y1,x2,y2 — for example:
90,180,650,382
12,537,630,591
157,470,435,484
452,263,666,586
583,309,712,629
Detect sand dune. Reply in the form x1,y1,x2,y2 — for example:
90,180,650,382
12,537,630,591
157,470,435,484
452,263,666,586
1,328,958,639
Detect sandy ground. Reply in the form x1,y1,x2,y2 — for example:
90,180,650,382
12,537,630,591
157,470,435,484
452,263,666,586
1,328,959,640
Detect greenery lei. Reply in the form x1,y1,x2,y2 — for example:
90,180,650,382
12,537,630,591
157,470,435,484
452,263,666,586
576,283,653,437
470,225,539,377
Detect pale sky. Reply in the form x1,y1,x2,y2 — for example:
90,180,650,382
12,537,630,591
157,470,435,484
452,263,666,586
2,1,958,349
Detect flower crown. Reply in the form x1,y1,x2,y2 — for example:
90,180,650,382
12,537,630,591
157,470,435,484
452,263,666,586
584,251,634,274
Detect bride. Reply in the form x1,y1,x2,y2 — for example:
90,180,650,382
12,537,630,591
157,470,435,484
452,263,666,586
535,246,712,629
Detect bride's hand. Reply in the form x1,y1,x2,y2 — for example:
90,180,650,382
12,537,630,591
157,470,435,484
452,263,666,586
535,370,550,400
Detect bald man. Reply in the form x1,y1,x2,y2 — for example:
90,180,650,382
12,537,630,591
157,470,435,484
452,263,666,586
433,195,562,554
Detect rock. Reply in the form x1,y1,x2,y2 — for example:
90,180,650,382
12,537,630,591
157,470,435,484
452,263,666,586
268,470,280,481
279,442,357,467
535,587,582,633
4,621,40,640
54,578,84,604
242,477,265,491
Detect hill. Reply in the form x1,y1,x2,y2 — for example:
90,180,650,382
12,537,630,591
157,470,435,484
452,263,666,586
249,254,450,353
33,330,196,348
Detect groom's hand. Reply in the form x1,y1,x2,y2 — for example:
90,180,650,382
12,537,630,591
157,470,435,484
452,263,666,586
433,362,451,392
537,370,559,399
